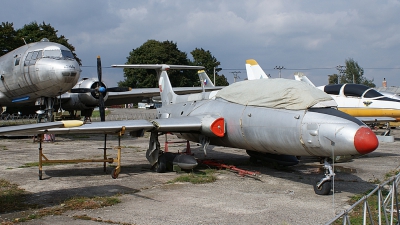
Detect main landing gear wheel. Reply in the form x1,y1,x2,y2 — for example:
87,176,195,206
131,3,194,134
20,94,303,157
154,153,166,173
314,180,331,195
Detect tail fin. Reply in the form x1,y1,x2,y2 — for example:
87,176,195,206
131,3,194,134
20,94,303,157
246,59,270,80
111,64,204,105
198,70,215,87
294,72,315,87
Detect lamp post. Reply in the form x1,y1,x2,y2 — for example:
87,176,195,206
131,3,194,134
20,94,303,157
274,66,285,78
230,71,241,83
213,67,222,85
213,67,216,85
336,65,346,84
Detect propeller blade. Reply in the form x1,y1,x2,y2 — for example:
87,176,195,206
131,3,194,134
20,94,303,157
70,88,93,93
97,55,102,83
96,56,106,122
106,87,131,92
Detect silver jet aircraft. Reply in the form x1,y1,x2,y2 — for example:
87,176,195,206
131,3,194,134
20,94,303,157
0,64,379,195
0,38,81,119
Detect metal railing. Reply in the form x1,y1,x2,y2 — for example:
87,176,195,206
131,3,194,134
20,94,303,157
326,173,400,225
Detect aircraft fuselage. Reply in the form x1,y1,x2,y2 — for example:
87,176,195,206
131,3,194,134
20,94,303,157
160,98,376,157
0,39,80,108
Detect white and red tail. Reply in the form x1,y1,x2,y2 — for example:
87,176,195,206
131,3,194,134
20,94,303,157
197,70,215,87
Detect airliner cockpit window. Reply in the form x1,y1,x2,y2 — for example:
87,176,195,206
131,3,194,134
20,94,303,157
363,89,384,98
61,50,74,59
43,49,62,58
31,51,39,60
24,52,33,66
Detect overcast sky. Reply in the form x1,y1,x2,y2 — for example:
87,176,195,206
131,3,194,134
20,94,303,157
1,0,400,88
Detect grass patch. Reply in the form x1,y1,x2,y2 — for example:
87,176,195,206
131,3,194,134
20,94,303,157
73,214,130,224
385,169,400,179
0,179,32,213
91,110,111,118
333,188,397,225
12,195,121,223
170,169,217,184
0,145,8,150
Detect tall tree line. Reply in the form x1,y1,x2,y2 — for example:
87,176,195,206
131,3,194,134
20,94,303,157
118,40,229,88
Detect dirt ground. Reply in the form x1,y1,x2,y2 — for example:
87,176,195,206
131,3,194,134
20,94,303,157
0,108,400,225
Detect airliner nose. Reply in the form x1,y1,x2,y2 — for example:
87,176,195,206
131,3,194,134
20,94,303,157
354,127,379,154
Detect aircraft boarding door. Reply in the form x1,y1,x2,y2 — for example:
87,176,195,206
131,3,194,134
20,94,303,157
23,52,36,92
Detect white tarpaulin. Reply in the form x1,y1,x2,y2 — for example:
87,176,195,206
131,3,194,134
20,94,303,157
215,78,333,110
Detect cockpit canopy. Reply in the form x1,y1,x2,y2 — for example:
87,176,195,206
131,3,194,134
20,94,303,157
42,46,74,60
324,84,383,99
216,78,335,110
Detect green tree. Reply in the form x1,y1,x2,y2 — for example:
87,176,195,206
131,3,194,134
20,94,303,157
0,22,24,56
344,58,375,87
16,21,81,65
118,40,199,88
190,48,228,86
328,73,339,84
327,58,375,87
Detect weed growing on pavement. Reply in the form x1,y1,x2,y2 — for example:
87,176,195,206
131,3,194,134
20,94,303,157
170,169,217,184
0,179,32,213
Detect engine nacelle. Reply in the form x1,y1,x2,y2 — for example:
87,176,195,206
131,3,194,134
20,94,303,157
62,78,109,110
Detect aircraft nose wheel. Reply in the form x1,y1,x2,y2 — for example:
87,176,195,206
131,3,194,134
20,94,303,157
314,180,331,195
314,158,334,195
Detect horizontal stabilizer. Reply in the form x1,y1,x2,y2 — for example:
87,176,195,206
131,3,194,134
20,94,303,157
112,64,204,71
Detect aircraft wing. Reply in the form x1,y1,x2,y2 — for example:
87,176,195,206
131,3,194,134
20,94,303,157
0,116,222,137
105,87,222,105
356,117,396,123
42,120,154,135
0,121,83,135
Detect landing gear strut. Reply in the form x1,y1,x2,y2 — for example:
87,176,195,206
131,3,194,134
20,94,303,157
314,158,334,195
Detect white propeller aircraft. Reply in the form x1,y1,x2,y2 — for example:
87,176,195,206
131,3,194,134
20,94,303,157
0,62,379,195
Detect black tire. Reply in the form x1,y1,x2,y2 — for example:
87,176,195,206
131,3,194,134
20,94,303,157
111,168,118,179
155,154,167,173
314,180,331,195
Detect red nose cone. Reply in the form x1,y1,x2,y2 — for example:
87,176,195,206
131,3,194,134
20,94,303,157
354,127,379,154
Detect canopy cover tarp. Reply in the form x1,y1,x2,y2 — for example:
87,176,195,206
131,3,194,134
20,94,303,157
215,78,333,110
